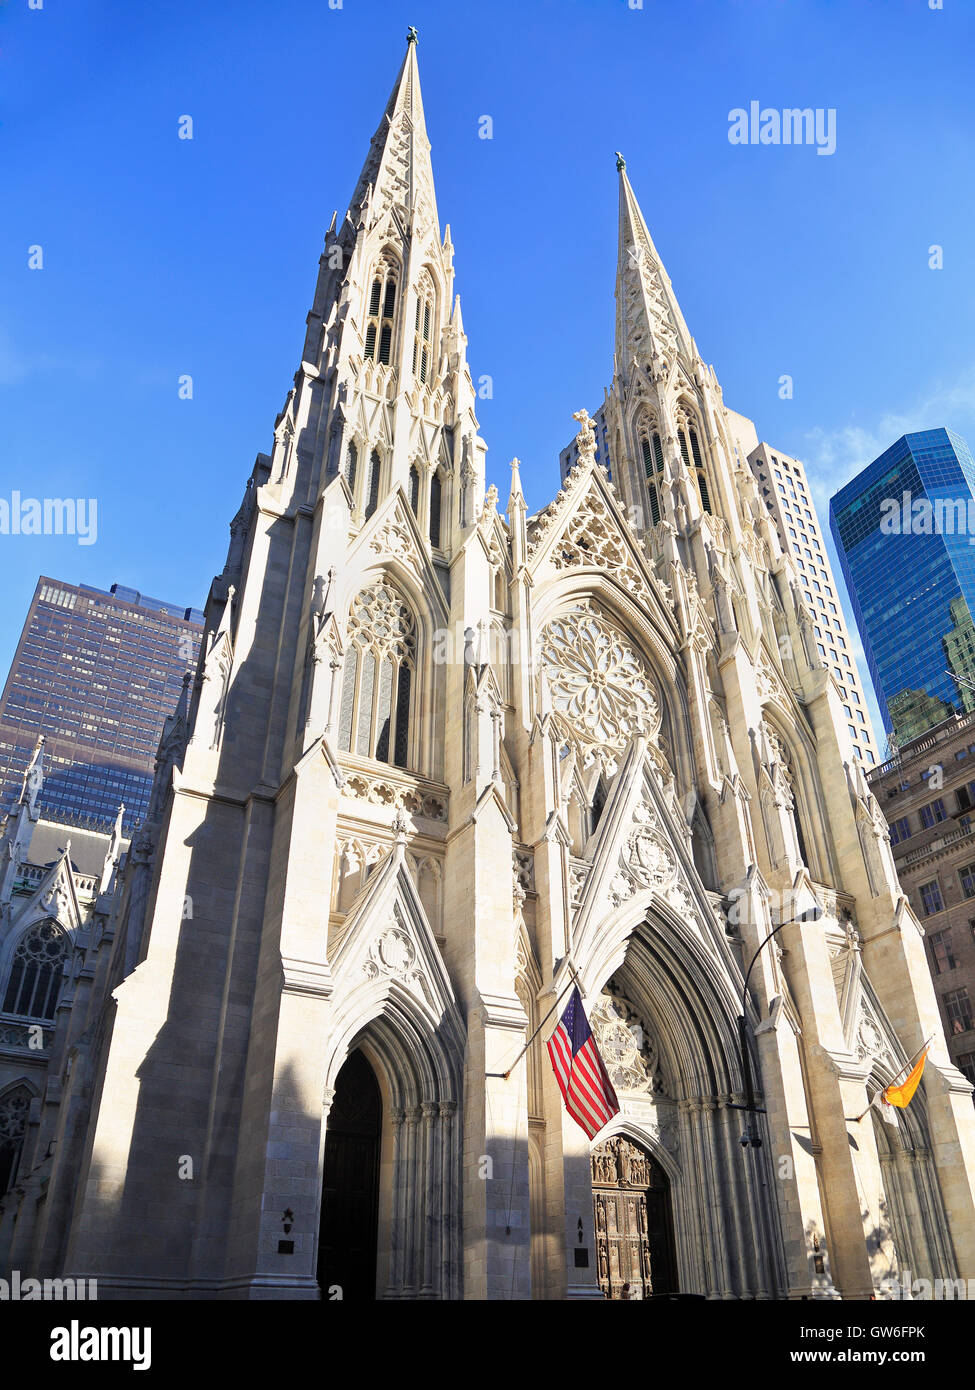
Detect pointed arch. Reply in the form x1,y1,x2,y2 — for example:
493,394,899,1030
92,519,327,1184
2,918,68,1022
429,471,443,548
636,410,664,528
322,853,466,1299
759,709,829,883
412,269,438,386
575,898,787,1297
0,1081,35,1196
675,400,714,516
364,251,400,365
364,449,382,519
345,439,359,496
337,578,417,770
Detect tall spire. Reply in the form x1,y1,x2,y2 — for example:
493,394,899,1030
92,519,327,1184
615,160,694,375
347,29,440,244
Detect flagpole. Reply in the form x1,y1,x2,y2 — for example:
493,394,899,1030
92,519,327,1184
486,962,585,1080
851,1035,934,1123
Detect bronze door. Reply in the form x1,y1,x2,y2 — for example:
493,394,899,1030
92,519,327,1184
592,1135,677,1299
318,1050,382,1300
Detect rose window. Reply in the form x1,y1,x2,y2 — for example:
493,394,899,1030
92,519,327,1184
538,604,660,756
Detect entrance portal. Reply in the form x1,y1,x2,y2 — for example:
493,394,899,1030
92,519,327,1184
318,1049,381,1300
591,1134,677,1299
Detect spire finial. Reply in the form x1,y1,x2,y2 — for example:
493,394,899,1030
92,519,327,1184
406,24,418,44
615,151,626,172
572,408,597,465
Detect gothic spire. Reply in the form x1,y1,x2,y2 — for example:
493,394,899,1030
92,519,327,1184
615,162,694,376
347,32,440,243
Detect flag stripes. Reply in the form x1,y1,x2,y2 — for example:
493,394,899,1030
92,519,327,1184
547,985,620,1140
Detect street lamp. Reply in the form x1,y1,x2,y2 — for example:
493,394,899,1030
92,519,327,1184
735,904,823,1148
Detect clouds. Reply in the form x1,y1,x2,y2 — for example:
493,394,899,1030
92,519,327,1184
801,364,975,510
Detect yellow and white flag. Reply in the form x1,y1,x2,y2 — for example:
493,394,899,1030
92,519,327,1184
872,1049,929,1127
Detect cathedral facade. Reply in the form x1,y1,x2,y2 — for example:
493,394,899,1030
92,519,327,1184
3,34,975,1300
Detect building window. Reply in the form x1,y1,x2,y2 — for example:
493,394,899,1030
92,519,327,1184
344,441,359,494
919,880,944,916
930,928,956,974
889,816,911,845
363,258,398,365
412,274,436,385
364,450,382,519
920,799,946,829
0,1087,31,1196
336,580,416,770
946,988,973,1036
961,863,975,899
408,464,420,515
429,473,442,548
2,920,67,1021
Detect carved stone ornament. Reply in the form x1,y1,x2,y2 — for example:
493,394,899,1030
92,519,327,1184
590,989,666,1097
538,602,661,760
362,913,432,1006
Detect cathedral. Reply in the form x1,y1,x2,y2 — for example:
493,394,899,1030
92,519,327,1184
3,32,975,1301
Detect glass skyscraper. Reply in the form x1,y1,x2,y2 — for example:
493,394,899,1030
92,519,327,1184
0,578,204,831
829,428,975,746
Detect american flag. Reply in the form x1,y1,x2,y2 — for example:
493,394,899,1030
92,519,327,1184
547,986,620,1139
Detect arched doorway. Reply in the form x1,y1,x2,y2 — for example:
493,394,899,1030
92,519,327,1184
591,1134,677,1299
318,1049,382,1300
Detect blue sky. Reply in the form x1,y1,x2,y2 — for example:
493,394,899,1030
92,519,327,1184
3,0,974,750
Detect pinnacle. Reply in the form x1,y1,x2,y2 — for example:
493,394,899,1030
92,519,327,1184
616,167,693,368
346,35,440,240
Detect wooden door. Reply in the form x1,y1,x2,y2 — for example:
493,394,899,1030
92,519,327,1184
591,1135,677,1299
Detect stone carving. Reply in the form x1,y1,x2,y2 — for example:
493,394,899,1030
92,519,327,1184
369,514,420,574
0,1088,30,1146
342,772,447,821
363,913,431,1005
569,860,590,909
608,799,699,927
346,580,416,665
591,1135,664,1188
590,986,667,1097
538,602,661,761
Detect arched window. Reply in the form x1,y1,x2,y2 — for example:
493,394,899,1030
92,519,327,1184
413,273,436,385
590,777,608,835
345,441,358,494
2,920,67,1021
689,428,712,514
679,420,712,516
0,1086,31,1196
337,580,416,769
363,258,398,365
408,464,420,515
365,450,382,519
429,473,442,548
639,420,663,527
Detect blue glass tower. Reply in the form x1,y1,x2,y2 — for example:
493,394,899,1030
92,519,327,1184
829,428,975,744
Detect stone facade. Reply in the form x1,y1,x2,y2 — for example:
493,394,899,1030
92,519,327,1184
2,35,975,1300
869,711,975,1090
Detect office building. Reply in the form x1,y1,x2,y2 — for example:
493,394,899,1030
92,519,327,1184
0,578,204,830
829,428,975,746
